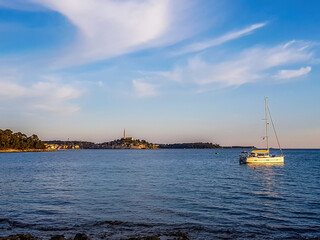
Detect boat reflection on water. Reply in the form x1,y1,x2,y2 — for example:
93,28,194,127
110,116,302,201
246,161,285,207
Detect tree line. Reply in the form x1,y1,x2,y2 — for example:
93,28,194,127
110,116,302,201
159,142,221,149
0,129,46,150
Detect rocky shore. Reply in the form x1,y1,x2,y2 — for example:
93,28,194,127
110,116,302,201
0,232,189,240
0,149,55,153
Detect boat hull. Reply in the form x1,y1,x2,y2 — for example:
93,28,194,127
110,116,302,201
245,156,284,164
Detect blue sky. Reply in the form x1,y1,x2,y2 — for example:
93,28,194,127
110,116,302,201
0,0,319,148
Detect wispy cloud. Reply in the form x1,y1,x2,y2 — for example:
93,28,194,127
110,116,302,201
132,80,157,98
274,66,311,79
139,41,313,94
21,0,195,68
0,79,83,114
174,22,267,55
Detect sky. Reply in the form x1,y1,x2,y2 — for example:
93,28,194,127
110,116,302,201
0,0,319,148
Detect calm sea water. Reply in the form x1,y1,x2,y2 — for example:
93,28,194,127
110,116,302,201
0,149,319,239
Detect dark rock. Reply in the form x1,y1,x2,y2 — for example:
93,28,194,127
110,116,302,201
107,221,123,226
0,219,9,223
0,234,37,240
165,232,189,240
50,235,66,240
122,231,189,240
93,220,123,227
124,237,160,240
73,234,90,240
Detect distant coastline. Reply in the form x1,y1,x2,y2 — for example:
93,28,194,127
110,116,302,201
1,128,257,152
44,129,223,150
44,141,257,150
222,146,255,149
44,140,224,150
0,149,55,153
158,142,221,149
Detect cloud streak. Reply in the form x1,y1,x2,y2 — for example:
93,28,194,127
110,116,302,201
133,80,157,98
174,22,267,55
0,80,82,114
25,0,194,68
139,41,313,94
274,66,311,79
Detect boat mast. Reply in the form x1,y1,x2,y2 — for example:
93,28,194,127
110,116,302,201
265,97,269,153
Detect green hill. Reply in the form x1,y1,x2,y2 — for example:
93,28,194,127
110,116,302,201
0,129,46,150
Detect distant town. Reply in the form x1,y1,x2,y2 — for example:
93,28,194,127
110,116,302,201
44,129,224,150
45,129,159,150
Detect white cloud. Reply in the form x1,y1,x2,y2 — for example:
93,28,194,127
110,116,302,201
33,81,82,101
25,0,193,67
141,41,313,93
274,66,311,79
174,22,267,55
0,81,28,98
0,80,82,114
133,79,157,98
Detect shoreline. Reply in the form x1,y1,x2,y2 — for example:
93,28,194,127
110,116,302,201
0,149,56,153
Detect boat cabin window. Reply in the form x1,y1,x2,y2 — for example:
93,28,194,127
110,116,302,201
250,152,268,157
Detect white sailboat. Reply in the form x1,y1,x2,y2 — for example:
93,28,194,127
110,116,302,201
239,98,284,164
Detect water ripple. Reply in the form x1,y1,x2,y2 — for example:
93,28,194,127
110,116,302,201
0,149,320,239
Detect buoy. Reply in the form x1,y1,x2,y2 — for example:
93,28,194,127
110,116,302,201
254,167,256,170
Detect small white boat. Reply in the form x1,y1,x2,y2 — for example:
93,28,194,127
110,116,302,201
239,98,284,164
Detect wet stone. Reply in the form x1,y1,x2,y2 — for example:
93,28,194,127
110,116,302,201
165,232,189,240
0,234,37,240
124,237,160,240
73,234,90,240
50,235,66,240
122,232,189,240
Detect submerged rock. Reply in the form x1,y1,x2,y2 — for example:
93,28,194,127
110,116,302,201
106,220,123,226
0,234,91,240
0,234,37,240
123,232,189,240
0,232,188,240
165,231,189,240
50,235,67,240
124,237,160,240
73,234,90,240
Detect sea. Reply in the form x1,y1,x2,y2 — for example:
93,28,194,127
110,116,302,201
0,149,319,239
